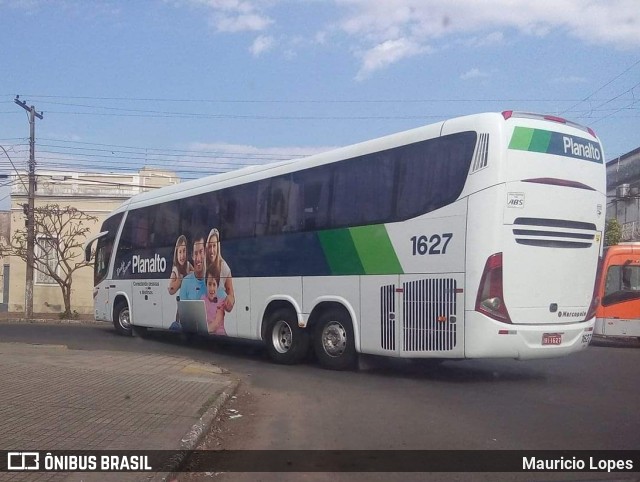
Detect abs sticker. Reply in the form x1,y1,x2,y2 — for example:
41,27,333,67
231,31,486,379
507,192,524,208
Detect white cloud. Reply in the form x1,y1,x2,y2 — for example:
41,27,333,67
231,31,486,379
460,68,489,80
174,0,640,77
183,0,273,32
356,38,429,80
334,0,640,76
465,31,504,48
250,34,275,56
213,12,272,32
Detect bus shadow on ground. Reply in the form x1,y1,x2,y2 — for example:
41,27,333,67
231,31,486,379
357,354,549,383
138,328,548,384
589,335,640,349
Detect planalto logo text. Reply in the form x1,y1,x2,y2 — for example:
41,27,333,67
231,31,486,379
132,254,167,274
563,136,601,161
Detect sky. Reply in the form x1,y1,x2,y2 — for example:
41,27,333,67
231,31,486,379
1,0,639,208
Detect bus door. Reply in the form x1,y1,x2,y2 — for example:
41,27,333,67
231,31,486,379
131,280,164,328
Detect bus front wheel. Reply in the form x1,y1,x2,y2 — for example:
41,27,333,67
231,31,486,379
265,308,309,364
313,309,356,370
114,301,133,336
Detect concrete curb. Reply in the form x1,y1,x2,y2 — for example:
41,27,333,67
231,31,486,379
0,317,103,325
154,379,241,481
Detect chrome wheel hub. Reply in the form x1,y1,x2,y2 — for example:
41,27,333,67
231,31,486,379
272,320,293,354
321,321,347,357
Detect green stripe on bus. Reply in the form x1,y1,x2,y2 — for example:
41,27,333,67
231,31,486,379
317,229,365,275
509,127,553,153
529,128,552,153
350,225,404,274
508,126,534,150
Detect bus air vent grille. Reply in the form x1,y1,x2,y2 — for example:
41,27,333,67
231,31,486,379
402,278,457,352
513,217,596,249
380,284,396,351
471,133,489,172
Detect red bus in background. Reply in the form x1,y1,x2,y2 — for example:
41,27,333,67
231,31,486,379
594,242,640,339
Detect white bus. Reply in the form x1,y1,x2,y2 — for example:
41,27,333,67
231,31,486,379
85,111,606,370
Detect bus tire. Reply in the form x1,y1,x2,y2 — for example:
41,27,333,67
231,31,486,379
113,301,133,336
313,309,357,370
265,308,309,365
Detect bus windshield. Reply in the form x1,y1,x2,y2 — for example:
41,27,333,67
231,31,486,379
603,263,640,306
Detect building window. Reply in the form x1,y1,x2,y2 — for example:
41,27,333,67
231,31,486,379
36,236,59,284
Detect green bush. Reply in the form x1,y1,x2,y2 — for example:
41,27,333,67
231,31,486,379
604,218,622,246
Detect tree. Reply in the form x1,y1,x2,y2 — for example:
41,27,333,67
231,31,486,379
0,204,97,318
604,218,622,247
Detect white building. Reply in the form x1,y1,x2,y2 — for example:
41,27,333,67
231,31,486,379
4,168,179,315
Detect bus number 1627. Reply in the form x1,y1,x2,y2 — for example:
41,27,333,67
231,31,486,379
410,233,453,256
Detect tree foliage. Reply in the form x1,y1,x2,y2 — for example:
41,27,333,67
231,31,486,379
604,218,622,247
0,204,98,318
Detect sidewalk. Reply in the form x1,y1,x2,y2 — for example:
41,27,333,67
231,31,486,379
0,336,239,481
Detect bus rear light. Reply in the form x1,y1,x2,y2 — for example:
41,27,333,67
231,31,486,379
502,111,595,136
476,252,512,324
585,256,603,321
587,127,597,138
543,114,567,124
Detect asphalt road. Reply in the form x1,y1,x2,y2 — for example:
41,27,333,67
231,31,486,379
1,322,639,481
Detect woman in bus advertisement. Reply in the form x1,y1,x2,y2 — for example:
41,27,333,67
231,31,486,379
167,234,193,296
206,228,235,314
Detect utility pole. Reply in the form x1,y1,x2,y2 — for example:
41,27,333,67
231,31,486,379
15,96,43,318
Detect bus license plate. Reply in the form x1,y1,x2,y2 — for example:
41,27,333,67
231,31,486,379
542,333,562,345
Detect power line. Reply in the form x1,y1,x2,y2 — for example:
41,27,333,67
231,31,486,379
5,94,616,103
560,58,640,115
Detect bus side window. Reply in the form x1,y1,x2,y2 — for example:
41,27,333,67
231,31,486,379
395,133,475,220
221,183,257,238
293,166,332,232
604,265,622,296
268,185,287,234
263,175,301,235
331,152,394,228
621,265,639,291
302,182,322,230
119,209,148,251
153,201,180,248
255,180,270,236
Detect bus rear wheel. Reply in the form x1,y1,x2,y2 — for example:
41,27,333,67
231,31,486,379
313,309,356,370
265,308,309,365
114,301,133,336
